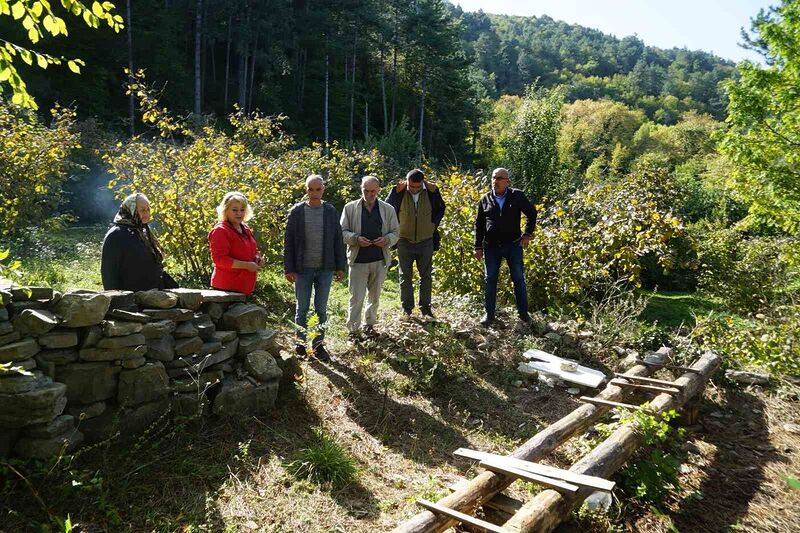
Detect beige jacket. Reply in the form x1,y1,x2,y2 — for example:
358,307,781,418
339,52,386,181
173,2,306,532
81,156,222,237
340,198,400,267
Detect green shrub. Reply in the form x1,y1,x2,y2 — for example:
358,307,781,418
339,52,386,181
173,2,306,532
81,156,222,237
696,229,799,313
693,306,800,377
288,428,359,488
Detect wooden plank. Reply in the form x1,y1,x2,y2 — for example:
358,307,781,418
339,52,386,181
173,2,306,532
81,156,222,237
454,449,615,492
609,379,681,395
477,458,579,493
520,359,605,388
614,373,686,389
449,480,524,515
634,359,702,374
415,499,508,533
579,397,646,411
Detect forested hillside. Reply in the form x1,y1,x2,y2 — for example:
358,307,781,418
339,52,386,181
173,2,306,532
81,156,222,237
0,0,735,163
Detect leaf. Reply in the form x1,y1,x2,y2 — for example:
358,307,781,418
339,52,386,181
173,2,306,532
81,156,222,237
0,249,9,261
28,27,39,43
43,14,54,34
91,1,104,17
11,1,23,19
67,60,81,74
31,1,42,17
0,67,10,82
36,54,47,69
784,475,800,491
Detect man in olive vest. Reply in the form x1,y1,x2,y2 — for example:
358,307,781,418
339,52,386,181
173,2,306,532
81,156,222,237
386,169,446,318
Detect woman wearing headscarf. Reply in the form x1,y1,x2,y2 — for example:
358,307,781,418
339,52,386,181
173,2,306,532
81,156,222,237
208,191,264,296
101,192,177,291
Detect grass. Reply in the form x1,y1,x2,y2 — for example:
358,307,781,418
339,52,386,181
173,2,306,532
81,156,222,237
638,291,722,329
287,427,360,488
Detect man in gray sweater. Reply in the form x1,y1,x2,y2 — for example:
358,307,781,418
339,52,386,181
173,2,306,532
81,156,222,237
284,175,346,361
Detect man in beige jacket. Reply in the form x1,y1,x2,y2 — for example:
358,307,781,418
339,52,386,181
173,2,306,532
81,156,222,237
340,175,400,339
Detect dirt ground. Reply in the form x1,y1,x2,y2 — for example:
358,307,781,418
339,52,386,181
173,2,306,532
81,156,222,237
1,303,798,532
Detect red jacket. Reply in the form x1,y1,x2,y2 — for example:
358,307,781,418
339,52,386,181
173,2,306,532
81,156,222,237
208,221,259,295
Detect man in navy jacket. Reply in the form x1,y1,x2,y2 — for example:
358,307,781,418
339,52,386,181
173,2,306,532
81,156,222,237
284,175,346,361
473,167,537,327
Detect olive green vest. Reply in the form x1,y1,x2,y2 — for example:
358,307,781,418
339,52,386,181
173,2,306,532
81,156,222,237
399,189,436,243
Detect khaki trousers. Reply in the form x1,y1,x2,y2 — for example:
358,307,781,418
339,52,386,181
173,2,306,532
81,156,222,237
347,260,388,332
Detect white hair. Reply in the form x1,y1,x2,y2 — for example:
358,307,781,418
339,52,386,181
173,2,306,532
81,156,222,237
305,174,324,188
361,175,380,188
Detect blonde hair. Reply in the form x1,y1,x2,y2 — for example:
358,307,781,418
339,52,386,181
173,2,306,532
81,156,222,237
216,191,254,223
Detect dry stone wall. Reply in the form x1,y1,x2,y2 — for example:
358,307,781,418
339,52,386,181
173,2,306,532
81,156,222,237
0,286,290,459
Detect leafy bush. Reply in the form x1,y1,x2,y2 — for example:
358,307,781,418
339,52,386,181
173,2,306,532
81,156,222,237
696,229,799,313
0,101,79,238
693,306,800,377
288,428,359,488
106,73,387,283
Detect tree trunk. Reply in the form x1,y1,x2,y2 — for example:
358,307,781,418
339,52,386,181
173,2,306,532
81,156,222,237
380,46,388,134
126,0,135,136
364,98,369,139
349,34,357,146
297,47,306,112
417,68,427,161
194,0,203,115
391,43,398,131
238,39,248,109
248,32,258,112
224,15,232,111
324,52,329,145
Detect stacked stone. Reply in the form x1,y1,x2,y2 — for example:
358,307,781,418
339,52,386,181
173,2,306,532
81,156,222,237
0,285,285,459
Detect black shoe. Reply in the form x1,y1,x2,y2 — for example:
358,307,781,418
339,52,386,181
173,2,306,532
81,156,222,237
363,325,376,336
295,343,307,356
421,307,435,319
519,314,532,325
347,331,361,344
479,314,494,327
402,308,413,317
313,344,331,362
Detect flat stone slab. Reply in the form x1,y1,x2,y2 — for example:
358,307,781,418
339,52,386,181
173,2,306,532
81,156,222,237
146,336,175,362
119,356,146,369
245,350,283,383
0,321,14,336
175,336,203,357
118,362,169,406
135,290,179,309
38,330,78,349
10,286,54,301
237,329,278,357
101,320,144,337
36,348,79,365
23,414,76,439
171,370,224,393
0,370,49,394
193,315,216,340
0,381,68,428
212,379,277,417
141,308,194,322
96,333,146,349
53,291,111,327
213,330,237,343
67,401,106,420
0,330,22,347
55,362,121,404
167,289,204,311
0,289,11,305
13,309,60,335
141,320,175,339
199,290,246,303
79,344,147,362
222,304,267,334
174,321,199,338
202,302,224,321
0,338,41,363
106,309,151,323
14,428,83,459
103,290,135,310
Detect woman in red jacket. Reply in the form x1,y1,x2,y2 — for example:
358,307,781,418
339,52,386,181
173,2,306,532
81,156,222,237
208,191,265,295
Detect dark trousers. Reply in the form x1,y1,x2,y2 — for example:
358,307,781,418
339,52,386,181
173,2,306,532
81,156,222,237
483,242,529,318
397,238,434,312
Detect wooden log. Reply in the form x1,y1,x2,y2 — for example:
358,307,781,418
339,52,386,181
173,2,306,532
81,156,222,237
454,449,613,492
608,379,681,395
613,373,686,389
578,397,646,411
448,480,523,515
391,362,657,533
415,499,508,533
501,350,720,533
634,359,702,374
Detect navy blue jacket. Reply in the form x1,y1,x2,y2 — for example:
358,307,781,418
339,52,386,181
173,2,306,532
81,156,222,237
283,201,347,274
474,188,537,249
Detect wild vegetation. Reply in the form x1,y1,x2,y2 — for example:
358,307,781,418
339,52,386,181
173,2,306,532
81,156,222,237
1,0,799,531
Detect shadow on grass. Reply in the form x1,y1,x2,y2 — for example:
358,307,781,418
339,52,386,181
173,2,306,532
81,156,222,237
313,358,474,467
0,382,379,530
670,388,785,531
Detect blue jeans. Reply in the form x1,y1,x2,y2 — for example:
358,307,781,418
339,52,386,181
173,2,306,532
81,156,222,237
484,243,529,318
294,267,334,347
